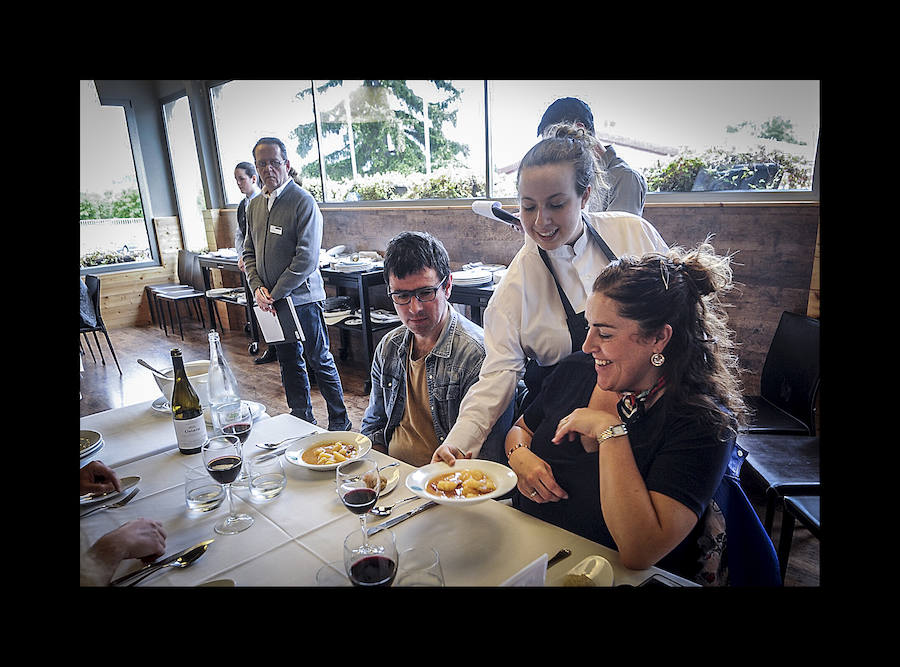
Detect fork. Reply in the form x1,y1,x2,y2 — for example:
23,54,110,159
80,487,139,519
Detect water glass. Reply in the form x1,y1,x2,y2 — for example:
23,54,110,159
248,454,286,501
395,547,444,587
185,465,225,512
315,561,351,587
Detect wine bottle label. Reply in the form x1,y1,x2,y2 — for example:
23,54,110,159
174,414,208,453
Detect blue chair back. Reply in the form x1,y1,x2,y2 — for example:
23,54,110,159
714,465,782,586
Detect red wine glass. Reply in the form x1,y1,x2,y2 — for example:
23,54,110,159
214,402,253,486
336,457,380,543
343,528,398,587
202,435,253,535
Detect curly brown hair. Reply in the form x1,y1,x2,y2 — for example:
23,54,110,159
592,238,747,441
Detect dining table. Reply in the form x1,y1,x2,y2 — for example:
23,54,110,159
79,401,698,587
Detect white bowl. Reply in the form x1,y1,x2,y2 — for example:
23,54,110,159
153,359,211,407
405,459,517,506
283,431,372,470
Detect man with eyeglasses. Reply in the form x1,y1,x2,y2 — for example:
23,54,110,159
242,137,351,431
360,232,513,466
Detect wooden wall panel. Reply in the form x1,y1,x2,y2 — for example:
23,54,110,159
93,217,181,329
319,202,820,395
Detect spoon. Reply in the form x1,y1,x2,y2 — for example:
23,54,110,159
126,543,210,586
256,433,317,450
137,358,169,379
369,494,418,516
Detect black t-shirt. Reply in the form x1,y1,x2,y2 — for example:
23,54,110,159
516,352,731,569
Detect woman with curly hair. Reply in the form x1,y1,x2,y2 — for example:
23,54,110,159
505,240,747,575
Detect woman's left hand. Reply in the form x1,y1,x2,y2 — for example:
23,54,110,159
551,408,619,453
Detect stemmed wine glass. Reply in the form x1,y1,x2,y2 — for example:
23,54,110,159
213,401,252,486
336,457,380,542
202,435,254,535
343,528,398,587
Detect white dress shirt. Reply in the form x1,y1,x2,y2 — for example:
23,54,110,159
444,211,669,457
264,178,292,211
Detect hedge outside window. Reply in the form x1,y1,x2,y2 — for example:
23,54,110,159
80,80,155,270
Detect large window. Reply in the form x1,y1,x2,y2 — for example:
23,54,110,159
488,80,819,198
80,80,155,271
208,79,819,204
210,79,319,204
162,94,208,252
210,80,486,203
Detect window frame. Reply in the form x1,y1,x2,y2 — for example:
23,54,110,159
207,78,239,208
205,80,820,211
80,96,161,276
160,88,208,253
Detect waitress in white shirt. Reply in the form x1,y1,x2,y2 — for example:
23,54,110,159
433,123,668,464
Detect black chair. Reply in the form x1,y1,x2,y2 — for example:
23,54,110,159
713,472,782,586
157,251,217,340
145,249,200,327
80,275,122,374
776,493,821,583
742,310,820,436
737,432,819,536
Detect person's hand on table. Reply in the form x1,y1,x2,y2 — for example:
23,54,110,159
431,443,472,465
508,447,568,503
80,460,121,496
83,519,168,585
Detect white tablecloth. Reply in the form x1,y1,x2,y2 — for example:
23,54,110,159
80,408,697,587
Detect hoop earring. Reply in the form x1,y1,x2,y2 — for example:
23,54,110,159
650,352,665,367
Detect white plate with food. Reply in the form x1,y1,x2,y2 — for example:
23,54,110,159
80,430,104,459
370,463,401,496
284,431,372,470
405,459,517,506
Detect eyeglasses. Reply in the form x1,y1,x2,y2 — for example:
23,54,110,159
255,159,285,170
388,275,448,305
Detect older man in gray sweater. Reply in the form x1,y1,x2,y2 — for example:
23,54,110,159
243,137,351,430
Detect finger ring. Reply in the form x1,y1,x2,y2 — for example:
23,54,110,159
560,416,568,424
530,490,538,497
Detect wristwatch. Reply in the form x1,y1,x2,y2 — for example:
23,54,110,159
597,423,628,444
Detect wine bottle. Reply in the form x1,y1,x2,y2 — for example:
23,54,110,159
207,330,242,427
170,348,207,455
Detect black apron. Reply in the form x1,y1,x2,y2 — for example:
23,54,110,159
520,215,617,412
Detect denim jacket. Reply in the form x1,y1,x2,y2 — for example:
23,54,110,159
361,308,513,462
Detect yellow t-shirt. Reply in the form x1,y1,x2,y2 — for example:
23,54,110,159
388,347,440,467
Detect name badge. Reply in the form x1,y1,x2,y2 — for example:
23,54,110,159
270,225,283,235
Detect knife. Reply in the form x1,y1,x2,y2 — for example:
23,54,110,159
80,476,141,502
367,500,437,536
109,539,214,586
547,548,572,568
